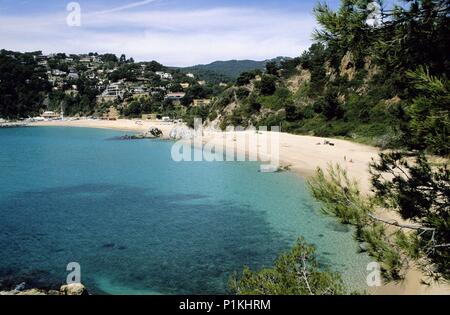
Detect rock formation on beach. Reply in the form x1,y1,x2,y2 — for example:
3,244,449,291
0,283,88,296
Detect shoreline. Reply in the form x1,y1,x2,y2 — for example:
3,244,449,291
30,119,380,193
21,119,450,295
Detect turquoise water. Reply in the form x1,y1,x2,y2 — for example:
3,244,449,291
0,127,370,294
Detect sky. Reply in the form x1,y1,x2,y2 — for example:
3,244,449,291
0,0,345,66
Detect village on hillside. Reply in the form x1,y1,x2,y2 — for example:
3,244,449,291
15,51,229,122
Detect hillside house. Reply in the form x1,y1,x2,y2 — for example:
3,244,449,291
156,71,173,80
97,82,125,103
52,69,67,76
80,56,93,63
67,72,79,80
193,99,212,107
41,111,60,119
142,114,158,121
165,92,186,100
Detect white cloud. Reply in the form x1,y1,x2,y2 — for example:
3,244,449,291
0,7,317,66
93,0,159,15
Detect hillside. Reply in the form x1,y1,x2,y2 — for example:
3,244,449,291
179,57,289,81
198,1,449,157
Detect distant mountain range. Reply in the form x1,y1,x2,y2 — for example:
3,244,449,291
177,57,290,82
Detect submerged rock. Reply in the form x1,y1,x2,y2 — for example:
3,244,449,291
101,243,116,249
108,128,164,141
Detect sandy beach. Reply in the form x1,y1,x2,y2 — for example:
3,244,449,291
28,119,449,295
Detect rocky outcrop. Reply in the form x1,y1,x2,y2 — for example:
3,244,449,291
286,68,311,92
340,51,356,81
0,288,60,295
0,283,88,296
148,128,163,138
108,128,164,141
60,283,88,295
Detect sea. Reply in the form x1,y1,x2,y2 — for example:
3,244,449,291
0,127,371,294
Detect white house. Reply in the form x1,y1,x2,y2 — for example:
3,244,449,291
97,82,125,103
156,71,173,80
102,83,124,97
52,69,67,76
41,111,60,119
67,72,79,80
80,56,92,63
165,92,186,100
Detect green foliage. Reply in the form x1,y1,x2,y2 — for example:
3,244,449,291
181,58,287,80
371,152,450,279
308,153,450,282
180,83,214,106
308,164,372,225
230,238,347,295
358,224,404,281
308,164,414,280
235,87,250,100
298,43,329,95
109,63,141,82
184,106,210,128
123,100,142,117
236,70,260,86
313,0,375,65
314,87,345,121
241,94,262,114
257,112,286,128
280,57,302,78
100,53,119,63
208,111,218,122
375,0,450,77
285,102,309,122
257,88,292,111
144,60,166,72
404,67,450,155
215,90,234,110
258,75,277,96
0,50,50,118
179,67,231,84
279,0,450,154
120,95,165,118
265,61,279,76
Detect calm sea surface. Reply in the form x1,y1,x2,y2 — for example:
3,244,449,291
0,127,370,294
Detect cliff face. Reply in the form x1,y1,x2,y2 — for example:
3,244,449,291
0,283,88,296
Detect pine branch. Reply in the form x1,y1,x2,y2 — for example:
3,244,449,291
367,212,435,231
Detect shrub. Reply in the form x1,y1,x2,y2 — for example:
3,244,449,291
230,238,347,295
